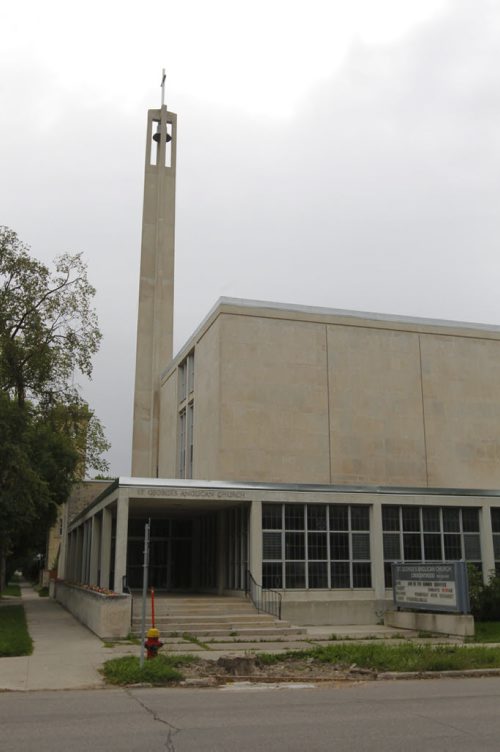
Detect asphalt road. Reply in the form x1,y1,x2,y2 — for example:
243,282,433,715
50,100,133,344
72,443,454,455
2,677,500,751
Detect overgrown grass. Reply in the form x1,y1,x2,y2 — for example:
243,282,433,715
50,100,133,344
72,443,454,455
101,654,196,685
471,622,500,643
1,584,21,598
0,605,33,657
257,643,500,672
38,587,49,597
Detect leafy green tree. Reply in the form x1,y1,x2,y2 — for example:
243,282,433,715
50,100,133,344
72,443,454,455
0,227,110,589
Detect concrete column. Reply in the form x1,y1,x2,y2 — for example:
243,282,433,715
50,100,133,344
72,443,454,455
216,511,226,594
113,496,129,592
248,501,262,584
100,508,113,589
371,501,386,604
75,526,84,582
480,505,495,583
89,515,101,585
57,504,69,580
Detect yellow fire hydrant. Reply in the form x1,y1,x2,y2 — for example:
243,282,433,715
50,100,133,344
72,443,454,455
144,627,163,659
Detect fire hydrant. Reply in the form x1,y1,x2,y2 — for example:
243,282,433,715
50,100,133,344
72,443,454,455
144,627,163,659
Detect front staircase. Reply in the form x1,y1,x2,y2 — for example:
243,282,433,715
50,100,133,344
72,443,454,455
131,594,306,641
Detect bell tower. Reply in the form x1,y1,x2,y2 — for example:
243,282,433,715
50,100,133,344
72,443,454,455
131,72,177,477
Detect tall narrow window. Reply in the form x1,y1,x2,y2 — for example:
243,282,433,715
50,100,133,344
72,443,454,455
177,350,195,478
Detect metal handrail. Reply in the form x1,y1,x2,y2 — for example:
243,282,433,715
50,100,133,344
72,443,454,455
245,570,282,620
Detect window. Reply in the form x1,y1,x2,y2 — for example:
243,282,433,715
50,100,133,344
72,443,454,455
382,505,482,587
177,351,195,478
491,508,500,575
262,503,371,590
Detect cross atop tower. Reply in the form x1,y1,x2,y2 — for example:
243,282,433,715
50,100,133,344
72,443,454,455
160,68,166,108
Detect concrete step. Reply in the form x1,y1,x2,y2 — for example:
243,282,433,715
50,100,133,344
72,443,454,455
132,621,293,633
133,613,287,626
132,626,306,638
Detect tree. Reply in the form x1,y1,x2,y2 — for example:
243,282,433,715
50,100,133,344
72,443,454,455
0,227,110,589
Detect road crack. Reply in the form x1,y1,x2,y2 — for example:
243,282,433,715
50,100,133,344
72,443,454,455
125,689,180,751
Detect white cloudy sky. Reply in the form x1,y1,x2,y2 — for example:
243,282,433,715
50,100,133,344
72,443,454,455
2,0,500,476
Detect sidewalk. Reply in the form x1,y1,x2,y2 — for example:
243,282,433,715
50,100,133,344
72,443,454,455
0,584,107,691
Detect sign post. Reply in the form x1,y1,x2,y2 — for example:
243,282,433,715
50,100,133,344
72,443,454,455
139,520,151,668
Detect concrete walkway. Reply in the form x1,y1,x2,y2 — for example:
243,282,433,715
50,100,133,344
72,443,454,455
0,585,426,692
0,584,106,691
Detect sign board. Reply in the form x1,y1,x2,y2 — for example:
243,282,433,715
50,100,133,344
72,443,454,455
392,562,470,614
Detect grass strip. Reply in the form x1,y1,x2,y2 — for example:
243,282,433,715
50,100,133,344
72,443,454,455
257,643,500,673
101,654,196,685
1,584,21,598
471,622,500,643
0,605,33,657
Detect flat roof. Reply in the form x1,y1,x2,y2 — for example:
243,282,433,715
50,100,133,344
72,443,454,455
163,296,500,379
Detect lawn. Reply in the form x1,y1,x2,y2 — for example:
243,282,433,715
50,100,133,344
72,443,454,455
0,605,33,657
101,654,196,685
1,584,21,597
472,621,500,643
257,642,500,673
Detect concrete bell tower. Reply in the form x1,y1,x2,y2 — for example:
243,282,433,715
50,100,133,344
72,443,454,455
131,73,177,477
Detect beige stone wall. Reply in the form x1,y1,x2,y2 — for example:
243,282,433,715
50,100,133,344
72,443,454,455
328,325,427,485
421,334,500,488
158,371,178,477
157,301,500,489
217,314,330,483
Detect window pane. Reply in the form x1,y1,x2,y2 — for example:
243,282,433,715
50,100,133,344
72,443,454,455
307,505,327,531
384,562,394,588
382,506,400,532
263,562,282,589
352,533,370,560
494,536,500,560
492,509,500,534
285,532,305,560
403,533,422,560
464,534,481,560
402,507,420,532
383,533,401,560
285,562,305,588
330,532,349,560
308,562,328,588
422,508,440,532
330,505,348,531
285,504,304,530
351,506,370,531
462,508,479,533
307,532,327,560
353,563,372,588
443,508,460,532
444,534,462,559
423,534,442,560
263,504,282,530
263,532,282,560
331,562,350,588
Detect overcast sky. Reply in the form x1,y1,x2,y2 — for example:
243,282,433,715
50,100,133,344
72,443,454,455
2,0,500,476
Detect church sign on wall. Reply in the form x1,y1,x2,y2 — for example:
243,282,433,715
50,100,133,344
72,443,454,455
392,562,470,614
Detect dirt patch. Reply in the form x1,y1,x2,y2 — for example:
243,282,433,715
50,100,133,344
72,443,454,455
179,655,377,686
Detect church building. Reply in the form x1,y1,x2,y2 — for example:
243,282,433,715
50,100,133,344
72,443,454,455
57,89,500,629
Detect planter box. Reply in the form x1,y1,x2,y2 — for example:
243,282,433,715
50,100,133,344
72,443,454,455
55,581,132,639
385,609,474,637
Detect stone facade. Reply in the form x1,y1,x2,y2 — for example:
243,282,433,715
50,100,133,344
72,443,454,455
158,298,500,489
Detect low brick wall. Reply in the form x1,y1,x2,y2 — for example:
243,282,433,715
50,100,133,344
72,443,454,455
384,609,475,637
55,582,132,639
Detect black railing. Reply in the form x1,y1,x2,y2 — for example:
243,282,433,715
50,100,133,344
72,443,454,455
245,570,282,620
